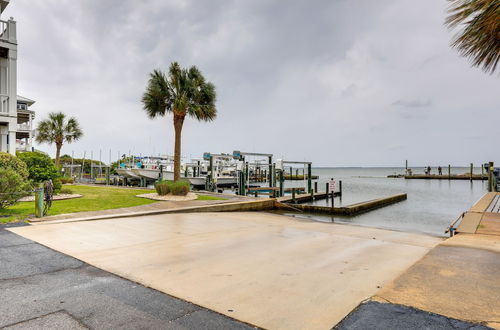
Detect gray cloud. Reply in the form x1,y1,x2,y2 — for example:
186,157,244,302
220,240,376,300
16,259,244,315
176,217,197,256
3,0,499,166
392,100,432,108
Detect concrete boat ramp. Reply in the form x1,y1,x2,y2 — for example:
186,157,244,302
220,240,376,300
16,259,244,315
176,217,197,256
9,212,441,329
5,193,500,329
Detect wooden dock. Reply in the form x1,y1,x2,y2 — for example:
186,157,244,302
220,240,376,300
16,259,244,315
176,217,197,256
277,193,407,216
455,192,500,236
404,174,487,180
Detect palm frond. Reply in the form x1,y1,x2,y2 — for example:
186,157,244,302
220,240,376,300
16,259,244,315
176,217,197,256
446,0,500,73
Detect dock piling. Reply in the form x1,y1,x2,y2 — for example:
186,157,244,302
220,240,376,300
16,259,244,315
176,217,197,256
314,181,318,193
470,163,473,182
448,164,451,180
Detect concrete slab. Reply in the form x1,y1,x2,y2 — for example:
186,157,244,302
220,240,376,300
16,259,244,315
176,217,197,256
376,236,500,327
9,212,441,330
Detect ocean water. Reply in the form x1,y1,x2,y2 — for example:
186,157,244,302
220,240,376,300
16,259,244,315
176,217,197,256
274,167,488,237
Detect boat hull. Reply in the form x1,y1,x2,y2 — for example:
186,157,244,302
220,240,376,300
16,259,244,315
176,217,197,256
116,168,140,179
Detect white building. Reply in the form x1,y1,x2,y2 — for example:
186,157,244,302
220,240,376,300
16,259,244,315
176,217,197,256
0,0,35,154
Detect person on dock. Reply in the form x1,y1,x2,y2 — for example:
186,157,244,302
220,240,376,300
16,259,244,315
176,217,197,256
438,166,442,175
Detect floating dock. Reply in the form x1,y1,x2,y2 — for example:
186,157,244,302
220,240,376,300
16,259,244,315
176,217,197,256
277,193,407,216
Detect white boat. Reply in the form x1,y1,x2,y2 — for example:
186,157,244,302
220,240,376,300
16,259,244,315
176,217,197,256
116,168,140,179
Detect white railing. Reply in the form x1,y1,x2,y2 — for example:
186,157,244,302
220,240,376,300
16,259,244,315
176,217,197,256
17,123,31,131
0,20,8,41
0,94,8,114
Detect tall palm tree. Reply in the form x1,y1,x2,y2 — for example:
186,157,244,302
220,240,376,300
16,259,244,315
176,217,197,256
141,62,217,181
35,112,83,168
445,0,500,74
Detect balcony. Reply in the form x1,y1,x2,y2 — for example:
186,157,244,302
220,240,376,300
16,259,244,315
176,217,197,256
0,19,15,43
0,94,8,114
17,122,31,132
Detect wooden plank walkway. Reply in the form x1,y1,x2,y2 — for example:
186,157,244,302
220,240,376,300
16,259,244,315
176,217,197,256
486,194,500,213
456,192,500,235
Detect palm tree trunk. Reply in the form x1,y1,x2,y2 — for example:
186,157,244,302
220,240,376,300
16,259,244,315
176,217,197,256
55,143,62,169
173,114,185,181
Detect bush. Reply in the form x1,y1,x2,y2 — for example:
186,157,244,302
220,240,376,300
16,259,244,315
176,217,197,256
0,152,29,180
52,178,62,194
17,151,59,183
155,180,170,196
170,180,190,196
0,168,31,209
59,188,73,194
60,177,74,184
154,180,190,196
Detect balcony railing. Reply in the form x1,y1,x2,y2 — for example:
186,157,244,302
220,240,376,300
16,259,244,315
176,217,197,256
0,20,8,41
0,19,15,42
17,123,32,131
0,94,8,114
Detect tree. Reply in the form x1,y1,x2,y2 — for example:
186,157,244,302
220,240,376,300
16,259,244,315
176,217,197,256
445,0,500,74
17,151,59,183
141,62,217,181
35,112,83,168
0,152,30,209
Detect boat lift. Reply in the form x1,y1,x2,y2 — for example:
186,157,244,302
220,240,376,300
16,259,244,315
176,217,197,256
276,160,313,196
203,152,236,191
232,151,274,195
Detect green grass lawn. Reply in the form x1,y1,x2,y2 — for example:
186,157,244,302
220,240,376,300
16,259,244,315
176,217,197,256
0,185,226,223
196,194,227,201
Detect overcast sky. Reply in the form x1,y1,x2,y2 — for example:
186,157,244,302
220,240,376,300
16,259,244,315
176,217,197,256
4,0,499,166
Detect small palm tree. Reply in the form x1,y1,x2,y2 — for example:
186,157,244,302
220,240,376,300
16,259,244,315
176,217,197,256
35,112,83,168
142,62,217,181
445,0,500,74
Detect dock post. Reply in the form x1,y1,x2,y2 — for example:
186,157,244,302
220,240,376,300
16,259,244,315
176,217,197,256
405,160,408,174
272,163,276,188
448,164,451,180
339,180,342,197
314,181,318,193
325,182,328,194
307,163,312,193
279,170,284,197
310,188,314,201
292,188,296,203
268,156,273,188
470,163,473,182
488,161,494,192
34,187,44,218
481,165,484,181
331,191,334,209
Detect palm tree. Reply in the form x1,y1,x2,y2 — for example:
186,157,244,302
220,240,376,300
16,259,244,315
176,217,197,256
141,62,217,181
445,0,500,74
35,112,83,168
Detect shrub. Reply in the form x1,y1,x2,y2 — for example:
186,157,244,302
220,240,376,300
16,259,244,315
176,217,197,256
59,188,73,195
170,180,190,196
155,180,170,196
155,180,190,196
0,152,29,180
60,177,74,184
52,178,62,194
0,168,31,209
17,151,59,183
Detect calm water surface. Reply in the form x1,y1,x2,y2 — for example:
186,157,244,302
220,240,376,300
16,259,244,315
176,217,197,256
274,167,487,237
